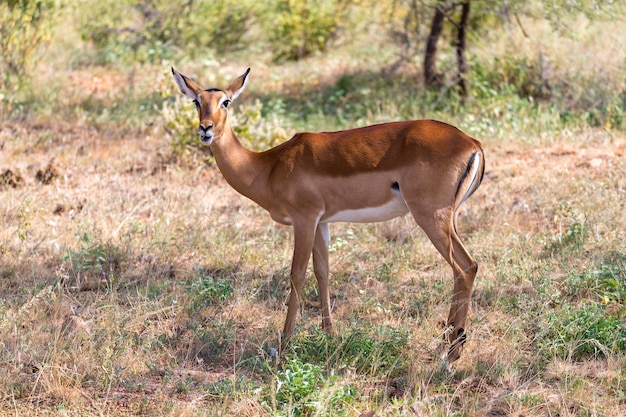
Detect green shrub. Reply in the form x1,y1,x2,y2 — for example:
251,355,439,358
0,0,57,99
267,0,351,62
233,99,292,151
471,51,625,130
494,54,553,100
78,0,183,64
570,73,625,130
78,0,256,64
161,95,213,164
183,0,255,56
162,95,291,164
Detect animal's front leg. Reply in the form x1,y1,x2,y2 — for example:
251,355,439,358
312,222,333,334
282,217,318,341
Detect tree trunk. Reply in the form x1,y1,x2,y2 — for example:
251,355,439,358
424,3,448,87
455,1,471,96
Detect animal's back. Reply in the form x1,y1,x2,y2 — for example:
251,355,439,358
264,120,481,178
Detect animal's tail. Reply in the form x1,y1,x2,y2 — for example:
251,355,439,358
454,148,485,210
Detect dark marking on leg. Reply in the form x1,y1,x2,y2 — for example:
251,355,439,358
448,328,467,355
391,181,400,191
457,328,466,345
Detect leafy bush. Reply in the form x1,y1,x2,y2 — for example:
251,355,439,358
471,54,553,102
471,51,625,130
162,95,291,164
0,0,56,92
565,72,626,130
79,0,184,64
183,0,254,56
78,0,256,64
161,95,213,164
267,0,351,62
233,99,292,151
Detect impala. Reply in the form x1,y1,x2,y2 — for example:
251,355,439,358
172,68,485,363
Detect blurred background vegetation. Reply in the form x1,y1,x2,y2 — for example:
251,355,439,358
1,0,624,135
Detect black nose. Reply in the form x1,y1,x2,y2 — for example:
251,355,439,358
198,123,214,142
200,123,213,133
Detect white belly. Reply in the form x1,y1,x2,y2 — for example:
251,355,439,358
324,195,409,223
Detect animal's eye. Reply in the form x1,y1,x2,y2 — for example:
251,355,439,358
223,99,231,108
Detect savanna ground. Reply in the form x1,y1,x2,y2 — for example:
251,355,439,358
1,1,625,416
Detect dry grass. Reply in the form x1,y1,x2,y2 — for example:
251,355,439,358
1,7,625,417
2,115,624,416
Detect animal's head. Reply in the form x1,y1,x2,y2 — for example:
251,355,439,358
171,68,250,145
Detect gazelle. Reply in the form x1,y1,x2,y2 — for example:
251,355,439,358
172,68,485,364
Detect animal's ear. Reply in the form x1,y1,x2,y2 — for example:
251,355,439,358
225,68,250,102
171,67,202,100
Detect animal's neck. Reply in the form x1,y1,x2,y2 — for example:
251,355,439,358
210,128,271,209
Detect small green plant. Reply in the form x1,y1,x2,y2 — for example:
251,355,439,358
193,320,236,365
203,376,252,399
289,326,409,377
566,256,626,307
185,274,234,311
545,205,588,256
541,303,626,360
62,242,123,291
173,376,194,394
268,356,356,417
65,246,107,272
16,198,33,241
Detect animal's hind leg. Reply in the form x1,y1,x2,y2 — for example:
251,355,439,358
408,205,477,363
444,229,478,362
